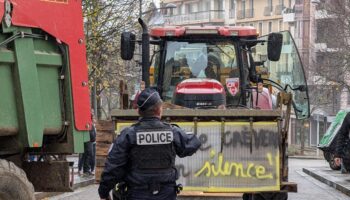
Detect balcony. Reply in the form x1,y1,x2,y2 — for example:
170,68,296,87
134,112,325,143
275,4,284,15
237,10,245,20
264,6,273,16
246,9,254,18
229,9,235,19
164,10,225,26
283,13,295,22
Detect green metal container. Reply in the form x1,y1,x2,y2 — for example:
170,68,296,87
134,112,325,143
0,25,88,154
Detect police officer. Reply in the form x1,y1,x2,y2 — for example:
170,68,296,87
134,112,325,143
98,88,201,200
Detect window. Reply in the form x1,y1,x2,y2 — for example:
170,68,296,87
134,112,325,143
242,0,246,17
216,0,223,10
268,21,272,33
230,0,235,9
203,0,210,11
279,20,283,31
177,6,182,15
249,0,254,17
230,0,235,18
161,41,238,105
250,0,254,9
185,4,193,13
267,0,273,11
280,0,284,7
259,22,263,34
298,21,303,37
192,2,199,12
316,18,338,46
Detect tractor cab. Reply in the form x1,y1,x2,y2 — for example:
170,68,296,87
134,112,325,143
121,23,310,120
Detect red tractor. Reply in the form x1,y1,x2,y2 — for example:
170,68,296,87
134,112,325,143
110,19,310,199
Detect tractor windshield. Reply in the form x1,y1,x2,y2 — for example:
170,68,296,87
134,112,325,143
159,41,240,105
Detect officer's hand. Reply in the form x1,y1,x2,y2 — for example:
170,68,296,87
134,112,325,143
335,157,341,166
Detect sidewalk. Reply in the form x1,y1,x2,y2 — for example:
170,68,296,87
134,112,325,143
289,155,323,160
303,167,350,197
288,145,324,160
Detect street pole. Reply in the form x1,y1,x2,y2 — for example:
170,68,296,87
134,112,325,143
316,115,320,157
301,120,305,155
93,77,97,118
139,0,143,84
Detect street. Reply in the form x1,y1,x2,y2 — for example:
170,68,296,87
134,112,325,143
47,158,350,200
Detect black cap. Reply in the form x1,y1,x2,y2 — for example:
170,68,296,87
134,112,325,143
137,88,162,111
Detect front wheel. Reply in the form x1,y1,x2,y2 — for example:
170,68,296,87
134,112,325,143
328,153,341,170
243,192,288,200
0,159,35,200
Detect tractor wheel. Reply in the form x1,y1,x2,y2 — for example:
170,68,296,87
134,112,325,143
243,192,288,200
328,153,341,170
0,159,35,200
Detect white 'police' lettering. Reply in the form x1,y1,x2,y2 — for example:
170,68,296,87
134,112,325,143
136,131,173,145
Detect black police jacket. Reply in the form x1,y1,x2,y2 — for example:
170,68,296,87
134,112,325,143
335,112,350,158
98,117,201,199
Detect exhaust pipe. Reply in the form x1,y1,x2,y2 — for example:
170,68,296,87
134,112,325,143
138,18,150,88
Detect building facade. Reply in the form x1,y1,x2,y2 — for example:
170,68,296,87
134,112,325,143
162,0,235,26
235,0,294,34
288,0,350,153
162,0,295,34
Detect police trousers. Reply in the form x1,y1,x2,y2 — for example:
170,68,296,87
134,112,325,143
127,185,177,200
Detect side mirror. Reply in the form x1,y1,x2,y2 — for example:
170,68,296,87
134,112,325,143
267,33,283,61
120,32,136,60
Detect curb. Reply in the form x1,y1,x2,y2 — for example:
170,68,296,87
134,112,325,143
35,178,95,199
302,168,350,197
289,156,323,160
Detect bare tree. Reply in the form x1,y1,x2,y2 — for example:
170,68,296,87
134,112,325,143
82,0,151,119
309,0,350,113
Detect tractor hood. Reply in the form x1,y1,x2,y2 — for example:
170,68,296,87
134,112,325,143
175,78,225,95
173,78,225,108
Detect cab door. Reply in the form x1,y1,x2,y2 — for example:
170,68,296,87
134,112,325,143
253,31,310,119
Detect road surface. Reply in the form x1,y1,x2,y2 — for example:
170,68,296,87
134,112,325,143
48,158,350,200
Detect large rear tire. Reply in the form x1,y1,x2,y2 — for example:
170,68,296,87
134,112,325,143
0,159,35,200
